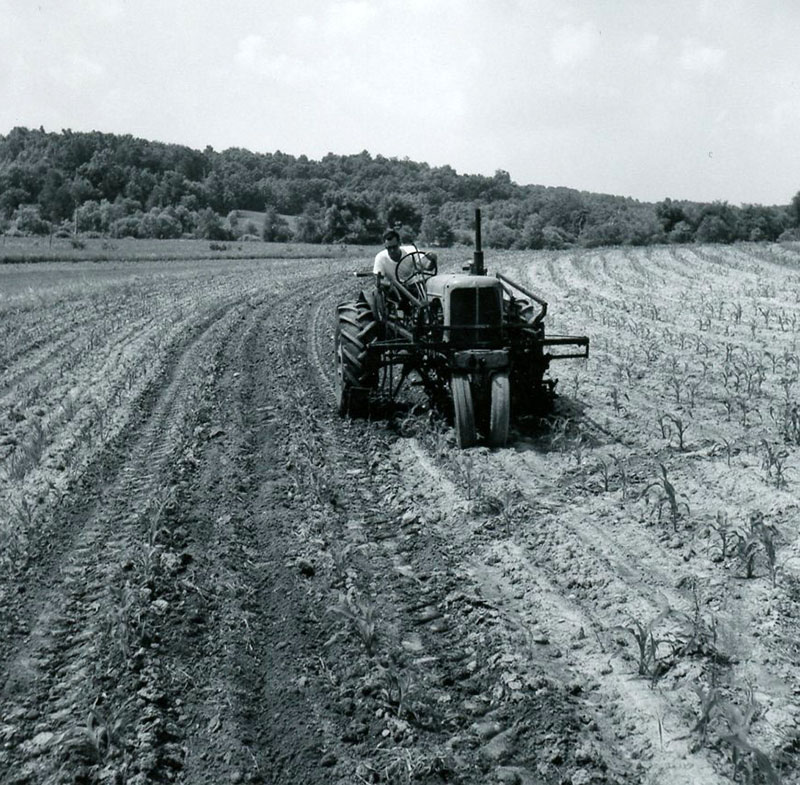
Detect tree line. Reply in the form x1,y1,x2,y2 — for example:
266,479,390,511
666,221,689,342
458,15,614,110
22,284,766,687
1,126,799,247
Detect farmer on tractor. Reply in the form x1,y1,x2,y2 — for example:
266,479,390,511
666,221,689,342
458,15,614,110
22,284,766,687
373,229,437,292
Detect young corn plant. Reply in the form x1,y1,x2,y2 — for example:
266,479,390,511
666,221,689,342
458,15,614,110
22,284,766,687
673,577,724,662
658,413,689,451
691,683,723,747
330,588,378,655
146,488,175,549
719,688,781,785
739,397,762,428
456,453,482,500
595,458,612,493
717,436,734,468
377,657,421,723
608,386,628,415
106,581,138,662
707,511,737,562
770,401,800,444
615,607,678,686
685,378,703,412
64,700,130,764
642,464,690,531
760,440,789,488
610,456,630,501
734,512,780,581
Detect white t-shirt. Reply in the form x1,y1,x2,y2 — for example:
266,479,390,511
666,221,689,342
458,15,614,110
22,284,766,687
373,244,417,283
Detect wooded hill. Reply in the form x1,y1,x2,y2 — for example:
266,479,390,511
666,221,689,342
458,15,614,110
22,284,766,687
1,126,798,247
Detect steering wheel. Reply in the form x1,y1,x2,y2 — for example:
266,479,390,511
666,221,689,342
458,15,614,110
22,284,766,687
395,249,438,287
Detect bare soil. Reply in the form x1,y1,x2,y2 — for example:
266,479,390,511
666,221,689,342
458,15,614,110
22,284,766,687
1,245,800,785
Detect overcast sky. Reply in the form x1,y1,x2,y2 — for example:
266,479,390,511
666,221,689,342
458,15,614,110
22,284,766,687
2,0,799,205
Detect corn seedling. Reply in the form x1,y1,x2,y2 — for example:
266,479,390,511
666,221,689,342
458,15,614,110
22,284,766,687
719,689,781,785
658,413,689,451
330,589,378,655
707,511,736,562
733,512,780,581
378,661,417,721
609,386,628,415
596,459,612,492
146,488,175,548
760,440,789,488
549,415,573,452
691,684,723,745
642,464,690,531
718,436,734,468
612,456,629,500
673,577,724,662
64,700,130,764
685,378,702,412
571,427,585,467
771,401,800,444
134,541,162,591
106,581,138,662
615,608,678,686
481,487,517,535
330,544,353,588
456,453,481,500
668,373,684,405
736,532,761,580
779,375,796,403
739,397,762,428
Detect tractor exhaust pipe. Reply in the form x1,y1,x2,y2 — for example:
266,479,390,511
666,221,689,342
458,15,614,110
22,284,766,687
471,207,485,276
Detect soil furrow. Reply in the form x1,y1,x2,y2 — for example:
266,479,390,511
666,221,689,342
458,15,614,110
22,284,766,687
0,297,253,782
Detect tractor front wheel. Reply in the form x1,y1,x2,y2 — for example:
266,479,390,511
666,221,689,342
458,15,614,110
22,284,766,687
451,374,476,448
335,299,378,417
488,372,510,447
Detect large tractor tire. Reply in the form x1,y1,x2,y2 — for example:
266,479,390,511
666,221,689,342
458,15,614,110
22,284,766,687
488,372,510,447
335,299,378,417
450,374,477,448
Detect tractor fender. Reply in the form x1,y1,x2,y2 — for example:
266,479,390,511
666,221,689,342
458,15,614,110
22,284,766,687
358,288,385,323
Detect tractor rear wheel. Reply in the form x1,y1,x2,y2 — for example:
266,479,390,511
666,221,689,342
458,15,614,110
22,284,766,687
335,299,378,417
451,374,476,448
488,372,510,447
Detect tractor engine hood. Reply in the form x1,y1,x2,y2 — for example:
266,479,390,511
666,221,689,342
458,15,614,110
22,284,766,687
425,273,502,298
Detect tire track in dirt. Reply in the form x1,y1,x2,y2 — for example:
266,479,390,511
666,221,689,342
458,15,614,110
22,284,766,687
387,437,728,784
66,269,363,784
0,296,252,783
167,277,354,784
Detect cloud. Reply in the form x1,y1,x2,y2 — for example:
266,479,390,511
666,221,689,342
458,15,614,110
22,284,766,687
635,33,660,60
235,34,315,85
680,39,726,73
550,23,597,67
755,98,800,138
323,0,378,37
47,53,104,90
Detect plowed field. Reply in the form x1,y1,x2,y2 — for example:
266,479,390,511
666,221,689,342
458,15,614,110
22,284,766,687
1,243,799,785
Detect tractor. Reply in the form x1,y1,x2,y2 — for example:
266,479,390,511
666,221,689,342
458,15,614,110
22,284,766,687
334,209,589,447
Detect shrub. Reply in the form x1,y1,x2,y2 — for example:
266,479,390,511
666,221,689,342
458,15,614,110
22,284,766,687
12,205,51,235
